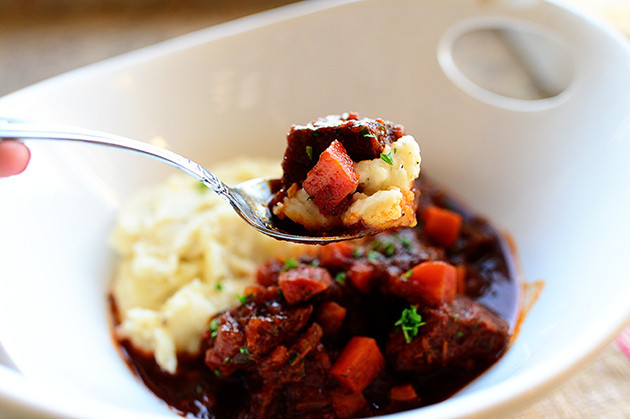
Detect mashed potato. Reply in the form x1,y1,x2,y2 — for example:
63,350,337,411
110,158,309,373
273,135,421,231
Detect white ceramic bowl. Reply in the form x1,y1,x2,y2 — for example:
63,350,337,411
1,0,629,418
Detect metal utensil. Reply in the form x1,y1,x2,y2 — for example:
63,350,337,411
0,118,363,244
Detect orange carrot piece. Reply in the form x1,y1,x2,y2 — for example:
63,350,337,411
318,242,354,268
422,205,463,247
407,261,457,305
330,336,385,393
347,261,376,293
278,266,332,304
315,301,347,335
302,140,359,215
390,383,418,401
332,390,367,419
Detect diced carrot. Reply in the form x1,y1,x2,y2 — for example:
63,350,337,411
407,261,457,305
330,336,385,393
422,205,463,247
278,266,332,304
332,390,367,419
455,264,466,294
389,383,418,401
302,140,359,215
347,261,376,293
315,301,347,335
318,242,354,268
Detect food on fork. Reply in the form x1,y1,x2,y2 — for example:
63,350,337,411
272,112,421,234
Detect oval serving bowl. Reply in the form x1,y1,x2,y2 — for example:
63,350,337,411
1,0,630,418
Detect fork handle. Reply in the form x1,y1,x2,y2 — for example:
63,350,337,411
0,117,230,196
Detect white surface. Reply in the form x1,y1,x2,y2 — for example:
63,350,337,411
0,0,629,417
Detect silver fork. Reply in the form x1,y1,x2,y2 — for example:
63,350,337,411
0,118,363,244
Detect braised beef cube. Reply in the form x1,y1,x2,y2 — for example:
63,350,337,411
203,285,313,376
203,311,247,377
245,324,333,418
245,304,313,356
386,295,509,374
281,112,405,187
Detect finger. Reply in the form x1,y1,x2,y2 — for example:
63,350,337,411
0,141,31,177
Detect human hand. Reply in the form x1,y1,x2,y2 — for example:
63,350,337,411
0,141,30,177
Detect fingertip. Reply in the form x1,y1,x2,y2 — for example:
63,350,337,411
0,141,31,177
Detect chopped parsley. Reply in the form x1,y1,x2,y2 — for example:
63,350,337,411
281,258,299,272
237,294,250,304
359,125,375,138
380,151,394,165
215,282,223,291
352,248,364,259
403,269,413,278
395,305,426,343
305,145,313,160
367,250,380,262
196,181,208,192
209,319,219,338
239,347,250,355
373,239,396,257
334,272,347,286
399,236,412,250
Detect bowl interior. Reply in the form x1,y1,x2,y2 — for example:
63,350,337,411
1,0,630,417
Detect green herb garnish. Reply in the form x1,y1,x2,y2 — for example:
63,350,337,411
380,151,394,165
373,240,395,257
196,181,208,192
281,258,299,272
239,347,250,355
399,236,412,250
359,125,376,138
305,145,313,160
335,272,347,286
237,294,249,304
367,250,380,262
215,282,223,291
403,269,413,278
395,305,426,343
209,319,219,338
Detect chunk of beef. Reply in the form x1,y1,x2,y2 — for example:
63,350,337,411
282,112,405,187
386,295,509,374
203,285,313,377
246,323,334,418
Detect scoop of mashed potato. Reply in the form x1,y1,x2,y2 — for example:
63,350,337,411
110,158,309,374
274,135,421,231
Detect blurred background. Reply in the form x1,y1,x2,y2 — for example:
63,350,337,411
0,0,300,96
0,0,628,417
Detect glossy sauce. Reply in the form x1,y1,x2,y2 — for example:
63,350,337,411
111,174,520,418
